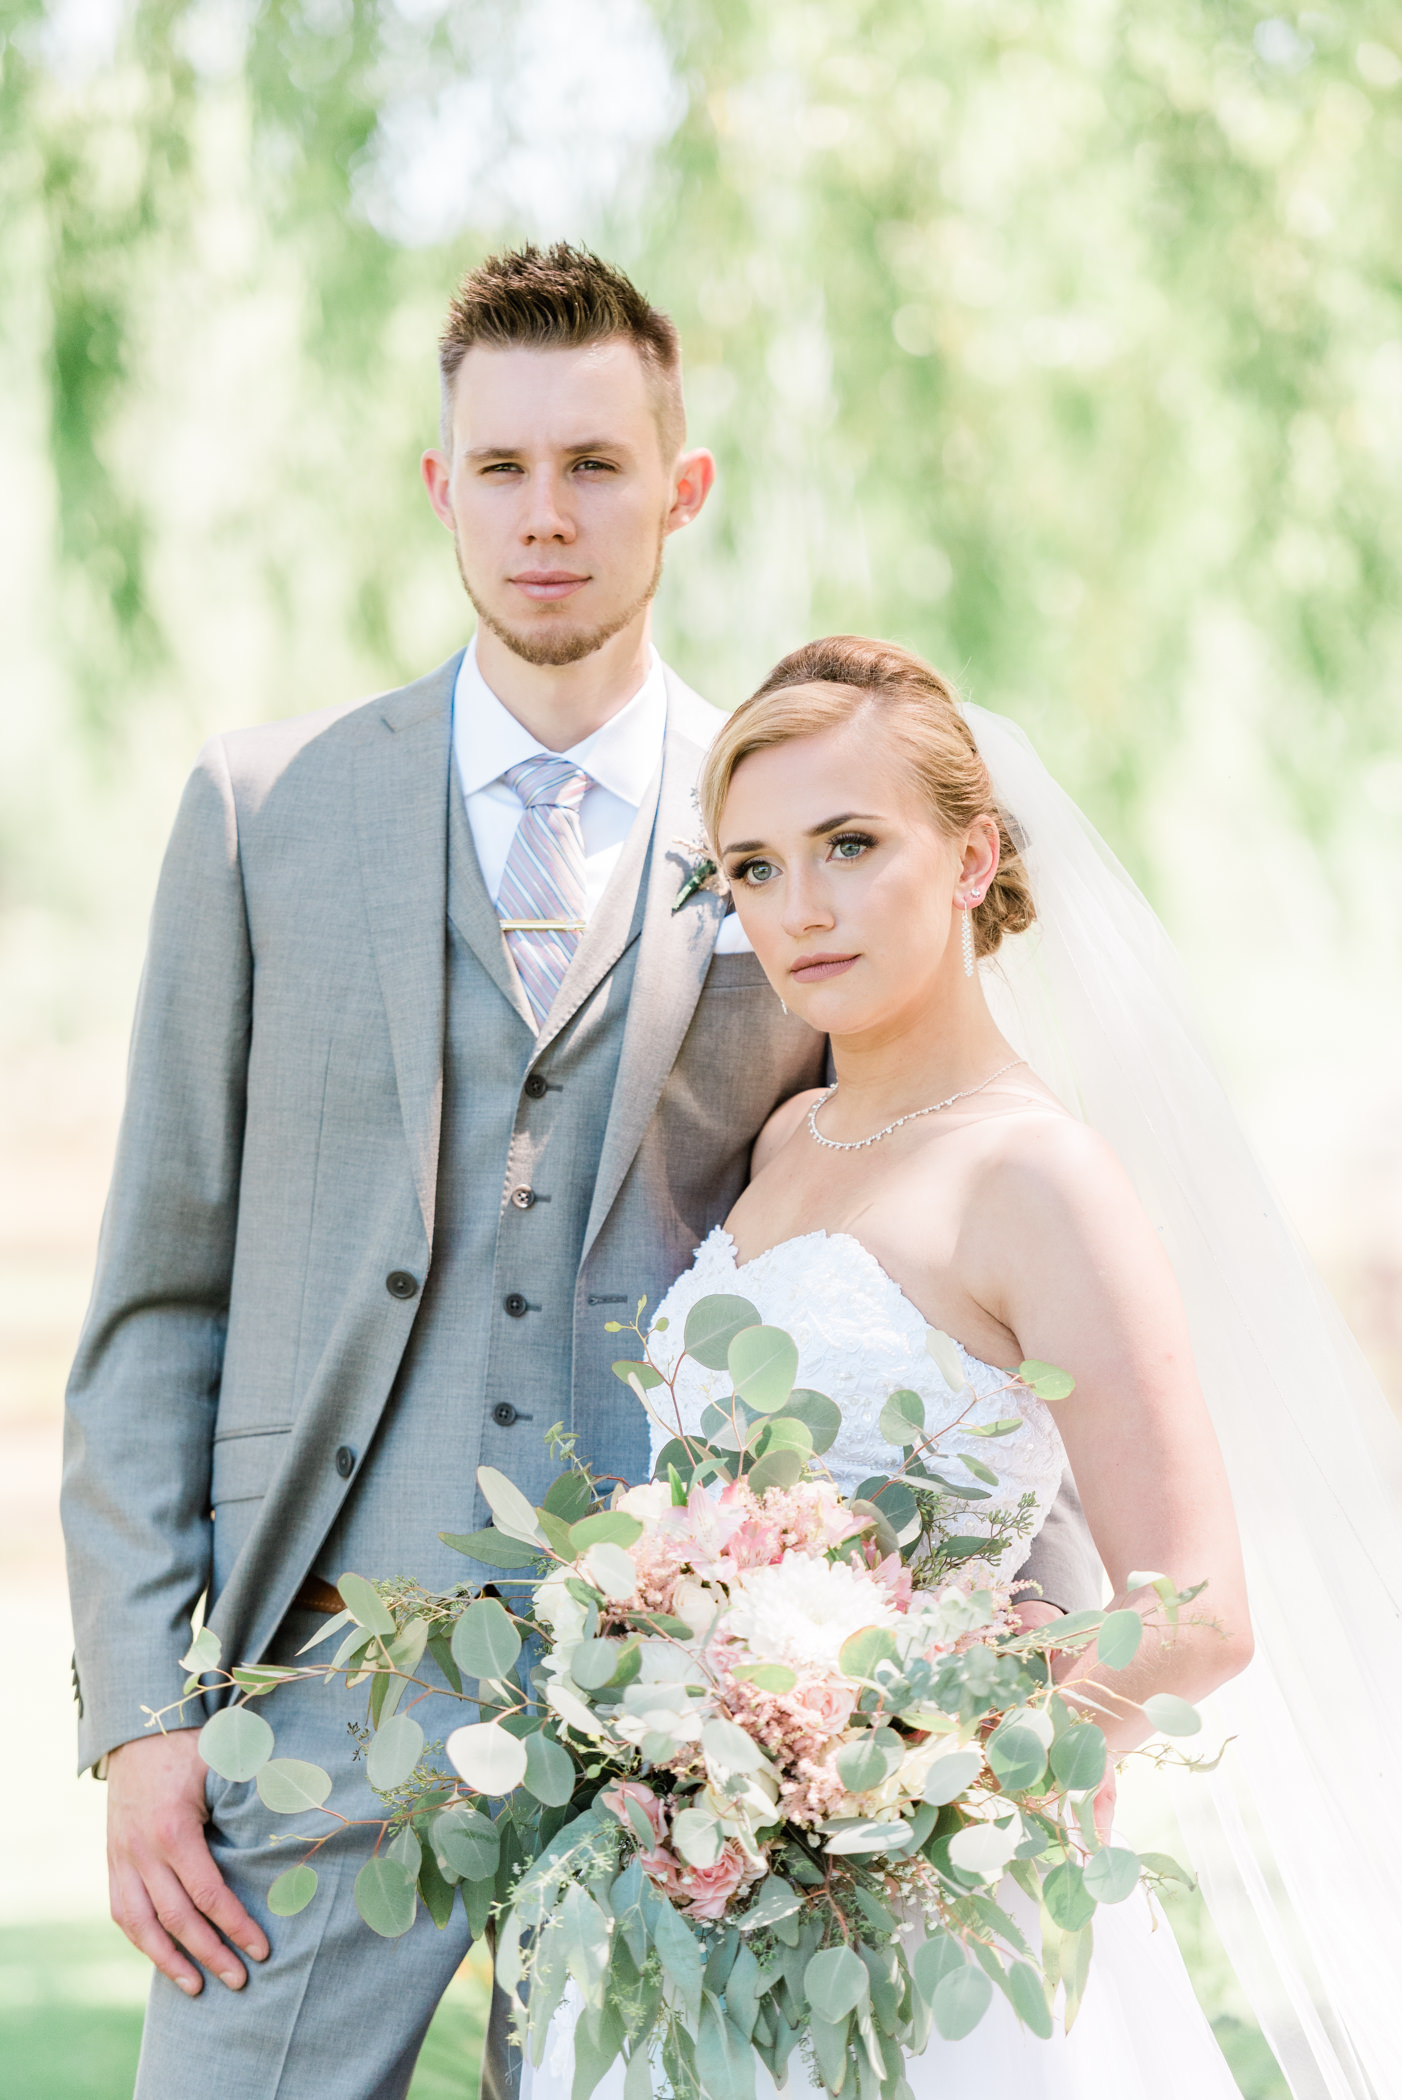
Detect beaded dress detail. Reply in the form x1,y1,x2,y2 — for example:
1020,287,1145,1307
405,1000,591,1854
647,1226,1065,1580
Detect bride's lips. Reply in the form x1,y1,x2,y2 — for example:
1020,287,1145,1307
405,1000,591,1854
790,953,859,984
510,569,590,603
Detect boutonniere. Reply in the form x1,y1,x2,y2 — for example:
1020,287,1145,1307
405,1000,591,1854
670,828,729,914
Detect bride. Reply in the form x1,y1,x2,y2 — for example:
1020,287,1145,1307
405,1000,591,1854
527,634,1401,2099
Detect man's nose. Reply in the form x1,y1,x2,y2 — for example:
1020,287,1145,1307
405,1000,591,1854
520,468,575,545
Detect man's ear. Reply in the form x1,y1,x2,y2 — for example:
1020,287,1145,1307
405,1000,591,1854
421,449,455,531
665,447,717,536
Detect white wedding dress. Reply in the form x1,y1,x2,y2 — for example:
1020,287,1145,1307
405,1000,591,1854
523,1226,1243,2100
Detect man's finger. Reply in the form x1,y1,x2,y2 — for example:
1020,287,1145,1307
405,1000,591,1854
167,1830,269,1964
110,1865,205,1997
145,1861,251,1990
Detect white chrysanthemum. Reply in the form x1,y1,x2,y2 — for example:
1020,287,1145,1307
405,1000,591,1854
725,1555,902,1674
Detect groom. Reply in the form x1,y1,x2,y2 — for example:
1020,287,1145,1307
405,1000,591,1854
63,244,1096,2098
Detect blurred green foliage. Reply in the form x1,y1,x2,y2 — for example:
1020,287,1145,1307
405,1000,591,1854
2,0,1399,871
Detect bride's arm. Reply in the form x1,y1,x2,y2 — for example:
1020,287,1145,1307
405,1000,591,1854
966,1116,1253,1754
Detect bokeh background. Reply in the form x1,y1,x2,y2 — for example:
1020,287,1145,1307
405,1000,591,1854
3,0,1401,2093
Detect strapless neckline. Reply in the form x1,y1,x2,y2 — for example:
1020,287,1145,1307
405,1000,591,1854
710,1225,1013,1387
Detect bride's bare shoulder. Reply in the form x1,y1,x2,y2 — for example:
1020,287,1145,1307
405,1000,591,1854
977,1094,1138,1230
751,1089,828,1176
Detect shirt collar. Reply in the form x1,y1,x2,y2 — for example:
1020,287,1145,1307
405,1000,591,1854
452,635,668,809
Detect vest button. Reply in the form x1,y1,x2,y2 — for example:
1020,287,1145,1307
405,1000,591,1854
492,1402,519,1427
335,1445,356,1479
510,1186,536,1210
386,1270,419,1300
523,1073,548,1100
503,1292,529,1318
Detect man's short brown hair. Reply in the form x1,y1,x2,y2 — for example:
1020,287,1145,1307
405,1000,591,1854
438,242,685,459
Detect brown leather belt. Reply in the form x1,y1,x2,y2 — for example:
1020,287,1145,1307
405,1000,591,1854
293,1576,347,1614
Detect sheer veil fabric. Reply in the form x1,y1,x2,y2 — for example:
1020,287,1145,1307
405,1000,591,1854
965,703,1402,2100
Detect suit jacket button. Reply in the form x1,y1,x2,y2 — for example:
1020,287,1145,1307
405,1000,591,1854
503,1292,528,1318
510,1187,536,1210
492,1403,519,1427
335,1446,356,1479
523,1073,548,1099
386,1270,419,1299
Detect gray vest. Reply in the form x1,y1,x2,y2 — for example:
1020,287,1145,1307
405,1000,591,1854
318,770,646,1588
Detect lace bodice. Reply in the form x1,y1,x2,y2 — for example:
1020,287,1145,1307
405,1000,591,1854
647,1227,1065,1579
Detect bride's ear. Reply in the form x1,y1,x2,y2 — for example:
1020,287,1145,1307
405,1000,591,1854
956,816,1001,902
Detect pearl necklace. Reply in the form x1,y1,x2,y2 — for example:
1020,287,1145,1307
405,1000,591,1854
806,1059,1026,1151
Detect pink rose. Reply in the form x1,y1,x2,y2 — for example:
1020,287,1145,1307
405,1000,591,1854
785,1681,858,1738
676,1840,751,1921
600,1780,669,1848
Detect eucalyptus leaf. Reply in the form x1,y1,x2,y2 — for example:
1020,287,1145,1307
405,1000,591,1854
727,1324,800,1414
569,1512,644,1551
255,1757,333,1815
1049,1723,1107,1793
878,1388,925,1445
439,1527,541,1568
180,1625,222,1676
1043,1859,1097,1932
612,1358,664,1390
1017,1359,1075,1401
1083,1845,1141,1904
986,1724,1046,1794
782,1390,842,1454
698,1992,756,2100
732,1662,798,1694
198,1704,274,1782
804,1944,869,2021
673,1808,725,1868
367,1713,424,1792
912,1932,965,2005
1095,1609,1143,1671
835,1737,896,1793
354,1857,417,1939
267,1864,318,1916
959,1452,1000,1487
581,1541,638,1600
702,1717,764,1771
684,1293,762,1370
1006,1960,1054,2038
825,1819,913,1856
922,1748,983,1805
746,1447,805,1492
963,1417,1024,1439
925,1328,969,1393
432,1805,500,1881
737,1877,802,1933
336,1571,396,1636
756,1416,814,1457
523,1731,577,1808
386,1821,422,1875
451,1598,522,1680
837,1626,900,1681
476,1465,547,1546
445,1720,529,1795
931,1963,993,2040
1141,1691,1201,1736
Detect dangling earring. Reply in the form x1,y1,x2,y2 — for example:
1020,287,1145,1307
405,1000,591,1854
779,995,788,1015
960,898,977,978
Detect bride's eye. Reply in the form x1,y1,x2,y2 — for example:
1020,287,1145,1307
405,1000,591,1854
828,832,874,862
732,857,777,887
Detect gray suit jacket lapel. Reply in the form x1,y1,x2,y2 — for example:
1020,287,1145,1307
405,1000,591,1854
582,670,728,1255
353,657,457,1243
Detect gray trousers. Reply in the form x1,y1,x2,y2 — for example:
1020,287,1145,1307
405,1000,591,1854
134,1611,515,2100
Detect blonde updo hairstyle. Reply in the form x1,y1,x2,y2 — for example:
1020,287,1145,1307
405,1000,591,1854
699,635,1036,961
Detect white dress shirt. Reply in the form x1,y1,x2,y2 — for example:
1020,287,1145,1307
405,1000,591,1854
451,637,751,951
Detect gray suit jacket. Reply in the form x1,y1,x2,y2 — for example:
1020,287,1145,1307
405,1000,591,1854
62,652,1096,1773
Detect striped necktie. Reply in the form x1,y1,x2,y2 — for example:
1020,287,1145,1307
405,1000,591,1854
496,753,592,1029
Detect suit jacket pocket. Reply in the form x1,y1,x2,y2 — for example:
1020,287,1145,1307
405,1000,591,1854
211,1425,291,1507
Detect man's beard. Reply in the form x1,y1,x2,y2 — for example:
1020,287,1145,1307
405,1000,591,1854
456,535,665,669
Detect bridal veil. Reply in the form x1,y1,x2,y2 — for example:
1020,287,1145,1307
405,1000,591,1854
965,702,1400,2100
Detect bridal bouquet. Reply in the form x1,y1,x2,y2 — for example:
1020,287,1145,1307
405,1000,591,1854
155,1293,1205,2099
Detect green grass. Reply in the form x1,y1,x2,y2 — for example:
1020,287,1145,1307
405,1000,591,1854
0,1904,1281,2099
0,1922,487,2100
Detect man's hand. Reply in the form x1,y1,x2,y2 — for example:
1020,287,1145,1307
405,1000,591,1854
107,1729,269,1995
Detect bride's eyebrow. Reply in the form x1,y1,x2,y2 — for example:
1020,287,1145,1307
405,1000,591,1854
722,811,882,855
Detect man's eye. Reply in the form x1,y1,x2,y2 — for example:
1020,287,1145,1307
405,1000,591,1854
482,462,522,475
575,459,615,472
